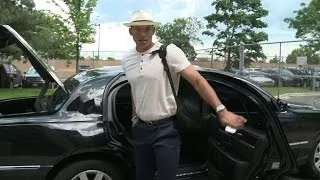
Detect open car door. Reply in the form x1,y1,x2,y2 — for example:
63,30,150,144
195,73,296,180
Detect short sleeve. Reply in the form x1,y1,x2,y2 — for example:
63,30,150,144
166,44,191,73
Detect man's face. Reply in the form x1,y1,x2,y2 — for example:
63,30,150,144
129,25,155,51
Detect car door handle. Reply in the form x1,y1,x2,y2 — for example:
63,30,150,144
235,132,243,137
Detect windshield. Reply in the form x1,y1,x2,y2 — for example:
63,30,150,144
26,67,38,75
63,68,122,93
281,69,294,76
3,64,17,73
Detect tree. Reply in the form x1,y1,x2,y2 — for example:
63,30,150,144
285,1,320,39
31,12,76,59
0,0,37,59
285,1,320,64
203,0,269,70
286,46,320,65
156,17,203,61
51,0,98,73
269,55,279,64
0,0,37,40
0,0,74,60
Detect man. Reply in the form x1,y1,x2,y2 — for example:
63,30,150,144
121,10,247,180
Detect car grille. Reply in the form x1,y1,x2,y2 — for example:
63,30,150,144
26,77,43,82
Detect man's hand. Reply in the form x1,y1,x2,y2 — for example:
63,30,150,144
217,109,247,129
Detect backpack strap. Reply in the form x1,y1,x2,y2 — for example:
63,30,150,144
157,44,178,104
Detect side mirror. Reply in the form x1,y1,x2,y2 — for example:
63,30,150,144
277,98,287,111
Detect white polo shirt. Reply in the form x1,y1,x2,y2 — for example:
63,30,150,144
121,42,191,121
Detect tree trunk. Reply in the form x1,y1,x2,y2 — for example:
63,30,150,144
224,47,232,71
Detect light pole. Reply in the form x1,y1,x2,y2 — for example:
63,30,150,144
97,23,100,61
93,23,101,68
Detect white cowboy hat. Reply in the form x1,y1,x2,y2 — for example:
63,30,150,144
124,10,160,27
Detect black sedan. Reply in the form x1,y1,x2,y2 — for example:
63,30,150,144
0,62,23,88
0,24,318,180
22,66,45,87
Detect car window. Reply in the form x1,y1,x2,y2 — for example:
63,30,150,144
49,86,68,111
26,67,38,75
281,69,294,76
209,81,265,129
176,77,264,131
9,65,17,72
2,64,10,72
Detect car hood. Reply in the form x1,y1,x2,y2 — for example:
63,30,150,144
0,25,67,93
24,74,41,78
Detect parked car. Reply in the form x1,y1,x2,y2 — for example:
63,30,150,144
245,67,262,73
243,72,276,87
0,62,23,88
261,68,295,86
308,67,320,89
79,65,91,72
285,67,312,87
22,66,45,87
2,24,320,180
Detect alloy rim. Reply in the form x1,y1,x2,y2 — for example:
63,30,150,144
314,142,320,171
71,170,112,180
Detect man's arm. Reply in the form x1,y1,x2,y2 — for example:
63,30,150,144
180,65,246,129
131,92,137,118
131,92,139,127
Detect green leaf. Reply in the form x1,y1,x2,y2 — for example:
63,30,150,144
203,0,269,70
156,17,203,60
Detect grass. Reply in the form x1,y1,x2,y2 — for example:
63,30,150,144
262,87,316,96
0,88,54,99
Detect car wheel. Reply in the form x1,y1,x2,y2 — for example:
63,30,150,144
303,80,308,88
307,136,320,178
53,160,124,180
9,80,13,88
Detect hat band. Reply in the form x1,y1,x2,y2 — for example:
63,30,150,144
132,20,154,23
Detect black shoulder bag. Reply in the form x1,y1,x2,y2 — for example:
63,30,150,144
151,44,178,104
158,44,178,104
152,44,193,129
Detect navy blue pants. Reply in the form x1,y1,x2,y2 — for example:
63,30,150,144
131,118,181,180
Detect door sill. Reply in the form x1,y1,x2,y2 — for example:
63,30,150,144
177,163,208,179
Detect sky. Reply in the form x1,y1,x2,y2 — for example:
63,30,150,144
34,0,311,61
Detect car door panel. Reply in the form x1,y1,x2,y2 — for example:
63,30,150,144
207,124,269,179
198,76,291,180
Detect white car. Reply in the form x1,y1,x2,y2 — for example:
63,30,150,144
244,72,275,87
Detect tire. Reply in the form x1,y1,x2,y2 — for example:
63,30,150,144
303,80,308,88
9,80,13,88
307,136,320,179
53,160,124,180
277,79,283,87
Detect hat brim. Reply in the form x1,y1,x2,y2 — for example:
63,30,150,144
124,21,160,27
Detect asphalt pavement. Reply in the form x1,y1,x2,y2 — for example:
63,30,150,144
279,93,320,108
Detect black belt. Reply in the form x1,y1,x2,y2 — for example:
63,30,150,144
139,116,173,126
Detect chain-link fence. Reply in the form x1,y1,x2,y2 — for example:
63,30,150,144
193,39,320,107
11,39,320,106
